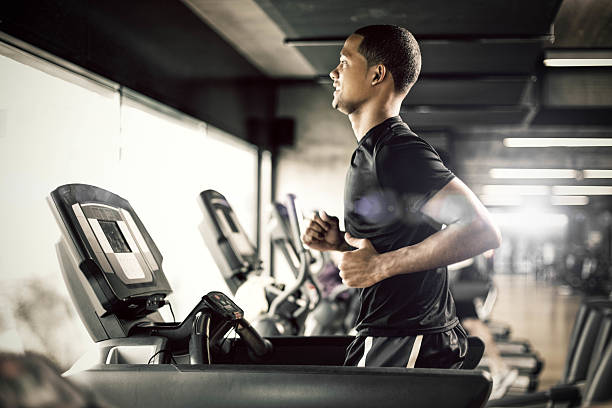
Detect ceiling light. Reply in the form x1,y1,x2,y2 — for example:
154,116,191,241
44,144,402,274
482,185,550,196
551,196,589,206
490,168,578,179
552,186,612,195
491,211,568,230
479,195,522,206
543,50,612,67
544,58,612,67
584,170,612,178
503,138,612,147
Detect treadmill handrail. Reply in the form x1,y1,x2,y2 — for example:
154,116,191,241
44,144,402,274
269,246,310,316
285,194,307,258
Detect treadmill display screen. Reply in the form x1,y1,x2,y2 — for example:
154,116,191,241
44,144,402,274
99,220,131,253
223,209,239,233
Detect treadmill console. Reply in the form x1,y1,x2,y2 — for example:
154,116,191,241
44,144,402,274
49,184,172,338
75,202,156,285
199,189,261,295
203,291,244,321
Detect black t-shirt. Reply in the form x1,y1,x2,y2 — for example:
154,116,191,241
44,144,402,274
344,116,458,337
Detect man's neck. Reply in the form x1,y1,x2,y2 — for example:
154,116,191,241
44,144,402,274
348,100,402,142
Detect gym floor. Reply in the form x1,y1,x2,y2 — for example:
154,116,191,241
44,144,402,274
490,274,581,390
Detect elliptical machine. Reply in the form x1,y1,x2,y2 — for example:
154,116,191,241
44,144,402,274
268,202,359,336
199,190,358,337
199,190,318,336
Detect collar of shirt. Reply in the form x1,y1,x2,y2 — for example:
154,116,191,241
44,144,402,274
357,116,406,149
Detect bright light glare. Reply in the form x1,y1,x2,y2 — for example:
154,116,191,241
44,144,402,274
552,186,612,195
491,211,568,233
482,185,549,196
490,168,578,179
551,196,589,206
503,138,612,147
544,58,612,67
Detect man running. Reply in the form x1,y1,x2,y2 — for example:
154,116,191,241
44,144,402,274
302,25,501,368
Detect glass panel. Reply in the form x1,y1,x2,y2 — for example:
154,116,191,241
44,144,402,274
0,48,258,368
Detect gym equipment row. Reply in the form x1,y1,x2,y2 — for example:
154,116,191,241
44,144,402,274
48,183,491,408
451,268,544,394
200,189,358,337
487,298,612,407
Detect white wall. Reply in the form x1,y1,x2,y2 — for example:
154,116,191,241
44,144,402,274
275,83,356,223
273,84,356,281
0,50,258,368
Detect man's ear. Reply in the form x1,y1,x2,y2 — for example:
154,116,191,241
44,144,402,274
371,64,386,86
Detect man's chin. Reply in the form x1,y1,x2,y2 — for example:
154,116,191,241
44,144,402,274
332,98,345,113
332,103,350,115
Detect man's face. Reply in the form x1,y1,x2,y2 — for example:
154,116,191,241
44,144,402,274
329,34,372,115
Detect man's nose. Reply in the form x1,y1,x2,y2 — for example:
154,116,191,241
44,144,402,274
330,68,338,81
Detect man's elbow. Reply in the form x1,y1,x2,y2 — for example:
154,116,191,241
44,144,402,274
474,216,502,250
484,219,502,250
489,223,502,249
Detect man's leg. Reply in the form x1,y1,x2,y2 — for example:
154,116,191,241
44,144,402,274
344,330,465,368
414,325,468,369
344,335,426,367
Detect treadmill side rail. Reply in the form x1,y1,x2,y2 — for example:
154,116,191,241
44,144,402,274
68,365,492,408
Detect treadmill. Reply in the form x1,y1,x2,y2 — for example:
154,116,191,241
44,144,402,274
450,265,544,393
49,183,493,408
487,300,612,407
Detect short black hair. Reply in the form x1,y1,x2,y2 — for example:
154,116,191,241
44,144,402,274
353,25,421,93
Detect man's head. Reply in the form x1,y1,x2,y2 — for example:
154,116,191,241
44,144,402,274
354,25,421,94
329,25,421,115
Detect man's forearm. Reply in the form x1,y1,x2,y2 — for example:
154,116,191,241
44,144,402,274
379,218,501,279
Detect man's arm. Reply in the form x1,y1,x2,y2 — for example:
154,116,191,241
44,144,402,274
339,177,501,287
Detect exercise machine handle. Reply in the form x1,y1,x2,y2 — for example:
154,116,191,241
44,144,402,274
236,318,273,358
284,194,307,255
269,194,311,316
189,312,207,364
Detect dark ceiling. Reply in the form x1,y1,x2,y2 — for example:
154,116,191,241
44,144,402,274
256,0,561,37
255,0,612,131
1,0,612,211
0,0,269,140
2,0,610,131
553,0,612,47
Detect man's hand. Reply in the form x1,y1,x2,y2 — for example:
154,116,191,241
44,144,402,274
339,233,387,288
302,211,346,252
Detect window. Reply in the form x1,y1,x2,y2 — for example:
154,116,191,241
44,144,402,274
0,43,258,368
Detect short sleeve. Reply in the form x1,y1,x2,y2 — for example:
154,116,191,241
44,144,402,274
375,139,454,212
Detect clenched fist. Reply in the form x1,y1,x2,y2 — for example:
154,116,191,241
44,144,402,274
302,211,348,252
339,233,388,288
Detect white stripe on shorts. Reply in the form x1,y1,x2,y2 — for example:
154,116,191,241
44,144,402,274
406,335,423,368
357,336,373,367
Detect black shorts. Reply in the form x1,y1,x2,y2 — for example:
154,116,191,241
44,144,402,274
454,299,479,320
344,325,468,368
